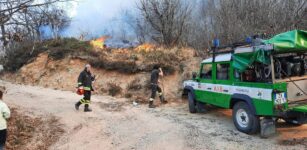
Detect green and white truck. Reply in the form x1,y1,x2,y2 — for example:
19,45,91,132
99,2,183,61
183,30,307,136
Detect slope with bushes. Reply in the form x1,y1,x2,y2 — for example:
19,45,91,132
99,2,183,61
2,38,201,101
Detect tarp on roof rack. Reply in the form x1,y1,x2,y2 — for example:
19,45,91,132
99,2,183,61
233,30,307,72
233,48,271,72
264,30,307,53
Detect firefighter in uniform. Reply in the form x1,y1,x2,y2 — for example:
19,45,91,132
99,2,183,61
75,64,95,112
149,65,167,108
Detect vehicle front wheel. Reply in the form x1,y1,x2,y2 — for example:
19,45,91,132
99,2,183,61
233,102,260,134
188,92,197,113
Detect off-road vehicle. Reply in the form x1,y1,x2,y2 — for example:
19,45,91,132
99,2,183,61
183,30,307,136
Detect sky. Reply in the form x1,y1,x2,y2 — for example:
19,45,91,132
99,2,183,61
62,0,137,38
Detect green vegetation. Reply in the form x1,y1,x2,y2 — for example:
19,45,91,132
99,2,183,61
3,38,95,71
3,38,192,75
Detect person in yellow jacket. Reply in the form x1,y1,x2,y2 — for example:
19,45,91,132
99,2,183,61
0,89,10,150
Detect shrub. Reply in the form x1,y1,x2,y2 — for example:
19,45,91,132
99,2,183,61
107,82,122,96
161,64,176,75
130,54,138,61
3,38,94,72
143,50,180,64
179,63,185,73
127,79,142,91
144,64,176,75
90,58,139,74
48,48,74,60
4,41,47,71
124,93,133,98
108,61,138,73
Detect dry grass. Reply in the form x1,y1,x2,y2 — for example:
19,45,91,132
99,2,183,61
89,47,185,75
3,38,194,76
6,108,64,150
126,79,142,91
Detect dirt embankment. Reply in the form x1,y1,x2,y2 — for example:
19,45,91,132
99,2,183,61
2,47,201,103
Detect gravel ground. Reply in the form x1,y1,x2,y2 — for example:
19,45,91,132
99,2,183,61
1,80,306,150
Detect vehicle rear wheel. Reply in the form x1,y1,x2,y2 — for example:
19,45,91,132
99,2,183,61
188,92,197,113
233,102,260,134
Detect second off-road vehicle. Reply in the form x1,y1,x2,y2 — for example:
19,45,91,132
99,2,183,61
183,30,307,136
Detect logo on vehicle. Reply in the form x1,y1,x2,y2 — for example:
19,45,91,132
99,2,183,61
257,91,262,97
235,88,249,94
214,86,223,92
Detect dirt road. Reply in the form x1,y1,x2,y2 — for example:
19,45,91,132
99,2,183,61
1,80,307,150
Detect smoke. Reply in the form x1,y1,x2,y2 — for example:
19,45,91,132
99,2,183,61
62,0,137,39
39,25,53,39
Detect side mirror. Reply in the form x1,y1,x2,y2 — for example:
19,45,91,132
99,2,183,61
192,72,197,79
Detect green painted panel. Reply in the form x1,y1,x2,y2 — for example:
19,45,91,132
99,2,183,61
272,82,287,91
195,89,203,101
215,93,232,108
252,99,274,116
197,91,218,105
291,105,307,113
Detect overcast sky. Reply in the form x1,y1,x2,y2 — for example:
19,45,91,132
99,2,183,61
63,0,137,38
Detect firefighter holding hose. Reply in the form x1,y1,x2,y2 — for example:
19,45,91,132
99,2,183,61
75,64,95,112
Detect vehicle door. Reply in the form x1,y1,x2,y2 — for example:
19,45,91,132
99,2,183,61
197,63,216,104
214,62,233,108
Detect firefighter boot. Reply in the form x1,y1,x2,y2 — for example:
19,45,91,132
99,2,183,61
84,104,92,112
149,101,156,108
159,95,168,104
75,101,81,110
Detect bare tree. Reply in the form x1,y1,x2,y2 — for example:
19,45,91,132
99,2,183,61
181,0,307,52
203,0,307,44
120,9,150,44
137,0,191,46
43,6,70,39
0,0,71,48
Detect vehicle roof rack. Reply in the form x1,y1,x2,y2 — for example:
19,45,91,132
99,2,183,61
209,41,251,62
209,42,251,54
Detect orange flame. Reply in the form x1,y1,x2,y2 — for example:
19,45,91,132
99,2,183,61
90,36,110,49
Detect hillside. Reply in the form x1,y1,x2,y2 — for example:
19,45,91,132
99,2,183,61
1,38,201,102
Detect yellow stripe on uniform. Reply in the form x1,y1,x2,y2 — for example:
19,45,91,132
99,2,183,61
80,99,86,104
84,100,91,104
84,87,91,91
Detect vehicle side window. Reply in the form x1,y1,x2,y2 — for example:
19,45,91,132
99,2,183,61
216,63,230,80
200,64,212,79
